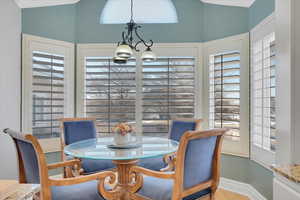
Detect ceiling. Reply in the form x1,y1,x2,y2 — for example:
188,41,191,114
14,0,80,8
201,0,255,7
14,0,256,9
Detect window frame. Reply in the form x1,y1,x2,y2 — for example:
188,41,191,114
22,34,75,152
76,43,203,136
203,33,250,157
250,13,276,167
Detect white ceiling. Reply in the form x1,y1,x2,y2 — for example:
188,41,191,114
14,0,80,8
201,0,256,8
14,0,256,9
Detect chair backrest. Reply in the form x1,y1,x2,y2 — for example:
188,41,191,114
3,129,48,185
173,128,227,198
169,119,202,142
60,118,97,146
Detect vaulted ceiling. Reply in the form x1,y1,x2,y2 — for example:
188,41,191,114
14,0,256,8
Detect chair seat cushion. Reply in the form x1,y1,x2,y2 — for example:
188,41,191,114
51,180,105,200
66,155,115,174
138,156,166,171
81,159,115,174
138,176,211,200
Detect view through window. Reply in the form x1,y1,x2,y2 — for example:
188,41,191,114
84,57,136,135
82,56,195,137
142,57,195,137
209,51,241,141
32,51,65,139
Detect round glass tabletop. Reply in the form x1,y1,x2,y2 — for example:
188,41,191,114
64,136,179,161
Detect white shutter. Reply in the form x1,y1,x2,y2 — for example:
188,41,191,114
22,34,74,152
32,52,65,138
209,51,241,141
251,32,276,165
84,57,136,135
250,13,276,166
142,57,195,137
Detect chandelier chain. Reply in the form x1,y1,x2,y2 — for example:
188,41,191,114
130,0,133,22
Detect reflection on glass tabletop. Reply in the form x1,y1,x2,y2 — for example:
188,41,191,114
64,136,179,160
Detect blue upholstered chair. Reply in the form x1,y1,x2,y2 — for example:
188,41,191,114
131,128,227,200
138,119,202,171
60,118,115,176
3,129,115,200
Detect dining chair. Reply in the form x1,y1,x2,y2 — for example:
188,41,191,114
138,119,202,171
60,118,115,176
130,128,228,200
3,129,115,200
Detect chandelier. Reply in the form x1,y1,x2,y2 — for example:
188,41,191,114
113,0,157,64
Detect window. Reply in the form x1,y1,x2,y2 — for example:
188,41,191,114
251,33,276,151
209,51,241,141
204,33,250,157
77,44,200,137
100,0,178,24
32,51,65,139
250,14,276,166
22,34,74,152
142,57,195,137
83,57,136,135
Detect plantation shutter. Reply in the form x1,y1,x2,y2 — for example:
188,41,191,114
84,57,136,135
251,32,276,151
142,57,195,137
209,51,241,140
32,51,65,139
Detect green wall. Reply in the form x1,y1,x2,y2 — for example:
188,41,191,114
222,155,273,199
76,0,203,43
202,3,248,42
249,0,275,29
22,0,250,43
22,4,76,42
21,0,275,43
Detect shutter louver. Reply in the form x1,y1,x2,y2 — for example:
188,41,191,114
84,57,136,135
251,32,276,151
32,51,65,138
142,57,195,137
209,51,241,140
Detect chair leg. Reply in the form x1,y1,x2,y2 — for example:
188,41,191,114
210,191,216,200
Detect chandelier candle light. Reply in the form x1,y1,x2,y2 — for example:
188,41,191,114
113,0,157,64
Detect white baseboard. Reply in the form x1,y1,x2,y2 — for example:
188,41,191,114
220,177,267,200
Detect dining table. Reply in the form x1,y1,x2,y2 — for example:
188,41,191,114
64,136,179,200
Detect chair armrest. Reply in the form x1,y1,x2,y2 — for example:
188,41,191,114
48,159,81,170
49,171,116,186
161,153,176,172
130,166,175,179
163,152,176,163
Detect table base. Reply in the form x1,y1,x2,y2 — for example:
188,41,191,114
100,159,143,200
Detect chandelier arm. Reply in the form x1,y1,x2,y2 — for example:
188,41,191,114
133,40,143,52
122,31,128,43
134,27,154,48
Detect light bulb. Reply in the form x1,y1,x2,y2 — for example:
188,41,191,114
113,56,128,64
142,48,157,62
115,43,133,59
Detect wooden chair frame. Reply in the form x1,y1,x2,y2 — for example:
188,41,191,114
130,128,228,200
5,130,116,200
161,118,203,172
59,117,97,176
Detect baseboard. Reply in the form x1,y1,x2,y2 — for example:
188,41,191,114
220,177,267,200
